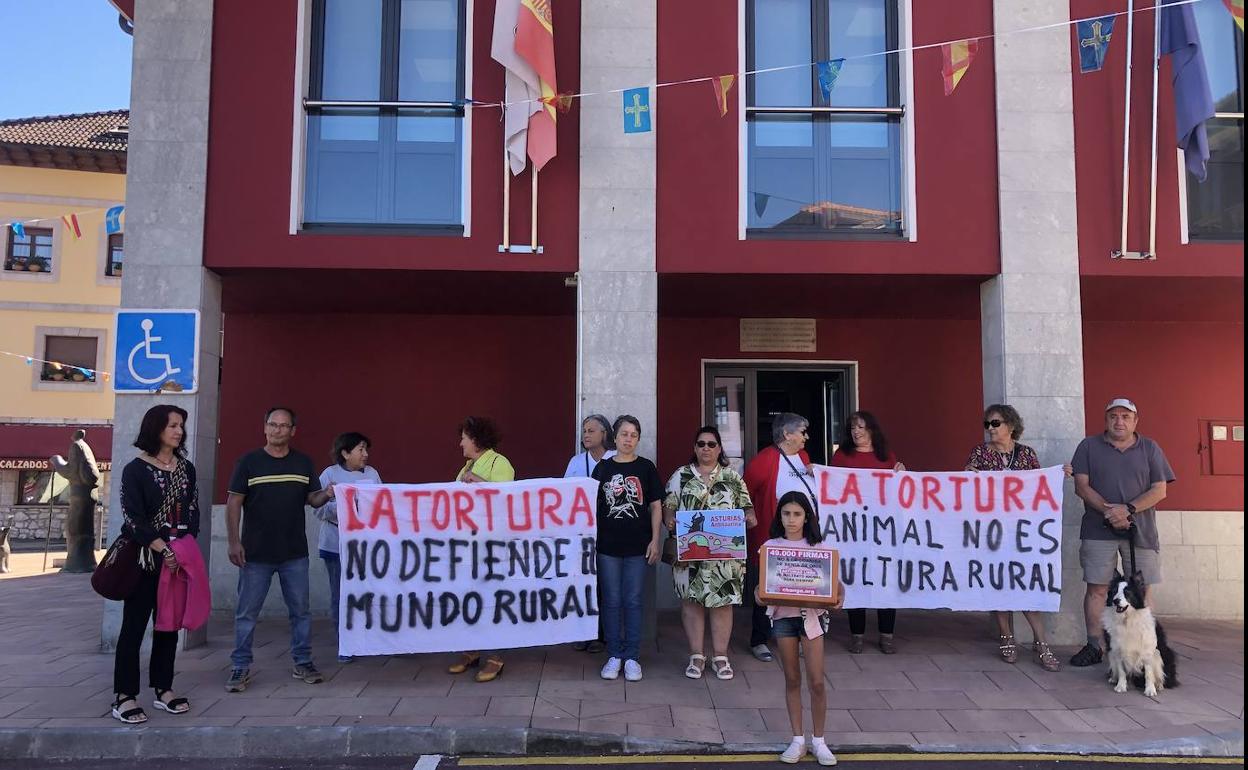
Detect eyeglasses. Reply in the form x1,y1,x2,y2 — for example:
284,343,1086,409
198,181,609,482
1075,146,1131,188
695,440,719,449
266,422,293,430
983,419,1005,429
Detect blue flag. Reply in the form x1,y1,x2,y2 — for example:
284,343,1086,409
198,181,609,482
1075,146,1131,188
11,221,25,240
1076,16,1115,73
816,59,845,102
105,205,124,234
1160,0,1216,181
622,88,651,134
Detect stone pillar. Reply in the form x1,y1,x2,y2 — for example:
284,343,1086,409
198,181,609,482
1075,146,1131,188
985,0,1087,646
578,2,664,626
102,0,221,651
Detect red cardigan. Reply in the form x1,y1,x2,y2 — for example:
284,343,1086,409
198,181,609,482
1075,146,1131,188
742,444,813,562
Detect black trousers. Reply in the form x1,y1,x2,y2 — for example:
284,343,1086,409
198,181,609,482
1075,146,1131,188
847,608,897,635
113,564,178,697
743,557,771,647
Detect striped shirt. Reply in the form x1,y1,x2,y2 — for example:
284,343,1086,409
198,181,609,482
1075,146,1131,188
228,448,320,563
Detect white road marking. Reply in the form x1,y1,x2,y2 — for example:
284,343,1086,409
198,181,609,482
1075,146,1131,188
413,755,443,770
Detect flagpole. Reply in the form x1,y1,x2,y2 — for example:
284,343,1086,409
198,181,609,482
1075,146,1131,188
1147,1,1161,260
1115,0,1135,259
531,167,539,251
502,146,512,252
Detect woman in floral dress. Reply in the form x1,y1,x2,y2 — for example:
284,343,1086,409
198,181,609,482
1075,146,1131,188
663,426,755,680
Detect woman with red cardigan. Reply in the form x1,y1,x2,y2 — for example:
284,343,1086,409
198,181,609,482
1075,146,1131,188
830,411,906,654
742,412,815,663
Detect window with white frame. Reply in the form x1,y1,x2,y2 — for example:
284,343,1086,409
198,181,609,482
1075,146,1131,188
4,227,53,272
106,233,124,277
1187,1,1243,240
746,0,903,236
302,0,466,229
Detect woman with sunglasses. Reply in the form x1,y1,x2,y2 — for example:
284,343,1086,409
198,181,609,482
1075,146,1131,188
964,404,1060,672
662,426,756,680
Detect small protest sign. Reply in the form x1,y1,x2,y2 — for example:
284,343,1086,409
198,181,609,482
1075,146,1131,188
675,508,746,561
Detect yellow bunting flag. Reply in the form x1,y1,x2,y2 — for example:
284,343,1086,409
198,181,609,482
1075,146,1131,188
941,39,979,96
712,75,736,117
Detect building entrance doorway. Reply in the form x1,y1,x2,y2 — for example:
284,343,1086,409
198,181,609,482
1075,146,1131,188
703,362,857,472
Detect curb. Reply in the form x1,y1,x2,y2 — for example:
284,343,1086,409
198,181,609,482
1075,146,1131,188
0,725,1242,760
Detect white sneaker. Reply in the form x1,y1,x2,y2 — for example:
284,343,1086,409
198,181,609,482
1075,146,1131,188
812,740,838,766
623,659,643,681
600,657,622,680
780,738,806,764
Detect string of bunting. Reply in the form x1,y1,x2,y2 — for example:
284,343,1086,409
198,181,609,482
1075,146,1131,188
5,205,125,241
464,0,1213,131
0,349,110,382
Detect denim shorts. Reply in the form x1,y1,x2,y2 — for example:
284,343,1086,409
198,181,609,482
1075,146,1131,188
770,616,805,639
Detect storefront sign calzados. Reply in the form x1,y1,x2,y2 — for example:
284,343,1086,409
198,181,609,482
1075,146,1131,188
0,459,112,472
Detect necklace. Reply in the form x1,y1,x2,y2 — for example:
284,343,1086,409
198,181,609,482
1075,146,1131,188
149,453,176,470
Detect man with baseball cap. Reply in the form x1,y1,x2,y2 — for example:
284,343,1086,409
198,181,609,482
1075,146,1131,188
1067,397,1175,667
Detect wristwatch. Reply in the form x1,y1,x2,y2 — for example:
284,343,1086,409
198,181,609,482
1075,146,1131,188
161,547,175,559
1125,503,1137,515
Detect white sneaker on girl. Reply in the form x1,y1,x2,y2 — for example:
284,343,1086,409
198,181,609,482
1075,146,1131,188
812,737,838,766
780,736,806,764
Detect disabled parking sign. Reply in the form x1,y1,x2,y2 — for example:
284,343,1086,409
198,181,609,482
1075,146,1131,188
114,310,200,394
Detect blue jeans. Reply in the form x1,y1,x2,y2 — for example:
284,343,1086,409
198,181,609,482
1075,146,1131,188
597,553,647,662
231,557,312,669
320,550,341,629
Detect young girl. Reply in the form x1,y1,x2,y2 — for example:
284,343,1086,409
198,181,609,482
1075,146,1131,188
755,491,844,766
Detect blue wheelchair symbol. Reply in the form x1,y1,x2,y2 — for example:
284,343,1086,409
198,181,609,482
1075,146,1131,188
114,310,200,393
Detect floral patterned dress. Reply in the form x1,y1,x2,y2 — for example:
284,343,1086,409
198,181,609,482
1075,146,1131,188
965,442,1041,471
663,464,753,607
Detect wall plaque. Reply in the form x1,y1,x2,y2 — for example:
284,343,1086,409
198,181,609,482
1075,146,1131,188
739,318,816,352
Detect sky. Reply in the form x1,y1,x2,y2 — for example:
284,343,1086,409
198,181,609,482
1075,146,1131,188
0,1,133,121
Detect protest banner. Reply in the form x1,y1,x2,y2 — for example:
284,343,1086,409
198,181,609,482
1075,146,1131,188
814,465,1065,612
675,508,747,561
336,477,599,656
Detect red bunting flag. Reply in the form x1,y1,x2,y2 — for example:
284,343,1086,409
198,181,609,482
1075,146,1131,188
1224,0,1244,30
711,75,736,117
941,39,979,95
61,213,82,240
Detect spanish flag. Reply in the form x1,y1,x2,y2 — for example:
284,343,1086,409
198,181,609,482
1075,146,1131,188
712,75,736,117
61,213,82,240
515,0,557,171
941,39,979,96
1224,0,1244,31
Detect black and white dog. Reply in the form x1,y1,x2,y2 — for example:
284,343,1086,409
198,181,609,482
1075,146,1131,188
1102,571,1179,697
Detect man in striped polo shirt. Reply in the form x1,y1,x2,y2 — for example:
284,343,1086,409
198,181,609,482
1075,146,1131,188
225,407,336,693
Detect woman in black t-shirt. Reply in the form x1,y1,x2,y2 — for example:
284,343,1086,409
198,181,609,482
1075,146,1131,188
591,415,663,683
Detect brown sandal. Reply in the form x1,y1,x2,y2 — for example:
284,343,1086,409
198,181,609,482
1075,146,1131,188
447,652,480,674
998,634,1018,664
474,656,504,683
1033,642,1061,672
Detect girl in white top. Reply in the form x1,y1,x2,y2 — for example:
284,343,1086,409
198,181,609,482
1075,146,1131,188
755,491,844,766
314,432,381,663
563,414,616,479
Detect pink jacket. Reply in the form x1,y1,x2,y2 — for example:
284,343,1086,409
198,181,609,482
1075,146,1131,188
156,535,211,632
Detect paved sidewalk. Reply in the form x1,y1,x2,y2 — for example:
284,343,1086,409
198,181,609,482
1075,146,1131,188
0,572,1242,758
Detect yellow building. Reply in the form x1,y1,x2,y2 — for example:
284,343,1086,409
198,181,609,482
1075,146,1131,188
0,111,126,541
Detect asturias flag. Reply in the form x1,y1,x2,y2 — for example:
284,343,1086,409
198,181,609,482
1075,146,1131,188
515,0,557,171
941,39,979,95
1076,16,1115,74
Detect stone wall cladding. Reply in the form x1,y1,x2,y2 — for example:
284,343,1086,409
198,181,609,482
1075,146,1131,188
1152,509,1245,619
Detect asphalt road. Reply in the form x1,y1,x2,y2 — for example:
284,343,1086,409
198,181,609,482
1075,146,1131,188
6,754,1243,770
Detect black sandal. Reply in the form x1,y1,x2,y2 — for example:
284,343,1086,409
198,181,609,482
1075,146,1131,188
152,688,190,714
111,695,148,724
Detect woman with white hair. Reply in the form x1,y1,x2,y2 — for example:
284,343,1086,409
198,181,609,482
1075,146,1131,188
742,412,815,663
565,414,615,653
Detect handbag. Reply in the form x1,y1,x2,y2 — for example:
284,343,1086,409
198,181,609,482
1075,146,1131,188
91,458,187,600
91,534,142,600
661,536,678,566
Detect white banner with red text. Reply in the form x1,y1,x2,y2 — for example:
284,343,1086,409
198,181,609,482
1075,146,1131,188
814,465,1065,612
335,477,599,656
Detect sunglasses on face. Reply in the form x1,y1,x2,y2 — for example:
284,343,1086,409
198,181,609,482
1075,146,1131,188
983,419,1005,429
695,440,719,448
